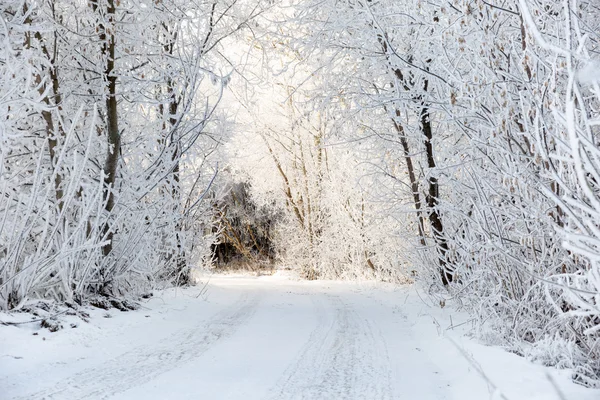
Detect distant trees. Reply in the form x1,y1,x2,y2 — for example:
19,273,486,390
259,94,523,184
210,173,279,269
226,23,407,279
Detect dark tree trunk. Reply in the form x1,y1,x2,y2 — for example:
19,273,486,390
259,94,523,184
420,79,452,285
23,2,64,212
376,31,427,247
391,111,427,246
95,0,121,257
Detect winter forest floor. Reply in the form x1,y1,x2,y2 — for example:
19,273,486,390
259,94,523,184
1,274,599,400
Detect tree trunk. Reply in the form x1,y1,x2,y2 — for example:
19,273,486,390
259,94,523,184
420,78,452,285
94,0,120,257
376,31,427,247
391,111,427,247
23,2,64,212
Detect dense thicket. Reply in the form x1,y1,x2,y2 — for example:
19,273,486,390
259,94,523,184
210,172,279,269
0,0,265,309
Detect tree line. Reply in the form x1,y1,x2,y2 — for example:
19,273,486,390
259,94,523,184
2,0,600,387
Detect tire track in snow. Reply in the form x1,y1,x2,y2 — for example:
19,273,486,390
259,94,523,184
357,290,451,399
16,290,263,400
268,293,393,400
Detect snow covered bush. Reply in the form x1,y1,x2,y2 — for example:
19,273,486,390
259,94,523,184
0,0,267,309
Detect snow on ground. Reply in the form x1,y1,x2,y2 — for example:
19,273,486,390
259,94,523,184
1,273,599,400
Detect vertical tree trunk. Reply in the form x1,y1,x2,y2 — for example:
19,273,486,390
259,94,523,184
420,78,452,285
391,111,427,247
167,80,188,284
93,0,120,257
376,31,427,247
160,14,188,284
23,2,64,211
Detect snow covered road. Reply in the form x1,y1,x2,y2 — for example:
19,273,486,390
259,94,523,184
1,275,599,400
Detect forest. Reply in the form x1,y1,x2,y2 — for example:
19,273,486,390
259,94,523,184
1,0,600,390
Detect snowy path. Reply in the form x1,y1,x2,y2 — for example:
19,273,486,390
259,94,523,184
1,275,599,400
